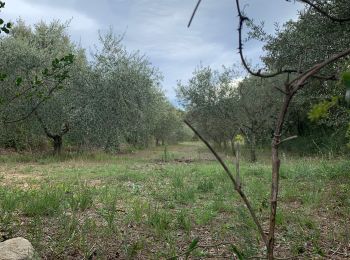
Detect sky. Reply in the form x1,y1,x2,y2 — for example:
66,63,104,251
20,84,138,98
2,0,303,104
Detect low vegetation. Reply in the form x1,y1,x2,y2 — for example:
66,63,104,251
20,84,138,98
0,142,349,259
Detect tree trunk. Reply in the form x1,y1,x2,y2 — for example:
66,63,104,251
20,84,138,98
214,139,221,149
231,139,235,157
53,135,62,155
250,132,257,162
156,138,160,146
34,112,69,156
235,142,241,188
267,94,293,260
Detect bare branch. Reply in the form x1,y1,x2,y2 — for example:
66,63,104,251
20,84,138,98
4,98,46,124
274,86,288,95
184,119,268,247
236,0,348,80
4,81,66,124
187,0,202,28
290,47,350,92
277,135,298,145
236,0,298,78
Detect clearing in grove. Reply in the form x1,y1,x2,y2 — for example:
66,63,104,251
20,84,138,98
0,142,349,259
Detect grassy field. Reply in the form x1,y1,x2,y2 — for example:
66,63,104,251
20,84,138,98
0,142,349,259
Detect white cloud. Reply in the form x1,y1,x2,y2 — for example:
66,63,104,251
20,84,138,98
3,0,99,33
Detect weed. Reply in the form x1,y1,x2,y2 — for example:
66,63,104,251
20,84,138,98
194,206,216,225
197,178,214,192
176,209,191,234
125,240,145,259
147,206,172,235
22,186,64,217
66,183,95,211
130,199,148,223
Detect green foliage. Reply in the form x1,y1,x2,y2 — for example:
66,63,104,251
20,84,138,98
66,183,94,211
197,178,214,193
230,245,244,260
342,71,350,88
177,65,239,146
0,20,183,152
147,206,171,235
342,71,350,103
308,97,339,122
234,134,245,145
0,1,11,82
345,123,350,148
0,72,6,81
178,65,281,160
176,209,191,233
153,101,187,145
22,187,64,217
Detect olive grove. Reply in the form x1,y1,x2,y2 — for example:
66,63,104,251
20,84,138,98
0,19,188,153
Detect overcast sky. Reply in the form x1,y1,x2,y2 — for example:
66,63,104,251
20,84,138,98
2,0,303,104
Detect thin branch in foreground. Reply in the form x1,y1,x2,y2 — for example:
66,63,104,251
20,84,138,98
235,0,298,78
235,0,343,81
290,47,350,93
187,0,202,27
184,119,267,246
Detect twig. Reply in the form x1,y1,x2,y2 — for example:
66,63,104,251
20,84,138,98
277,135,298,145
4,80,64,124
235,0,298,78
166,246,197,260
329,246,348,257
249,253,303,260
235,0,343,81
274,87,288,95
184,120,267,247
187,0,202,28
290,47,350,93
330,244,341,256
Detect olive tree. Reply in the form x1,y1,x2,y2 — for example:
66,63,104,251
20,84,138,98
236,76,281,162
177,65,239,149
0,20,79,154
82,31,163,151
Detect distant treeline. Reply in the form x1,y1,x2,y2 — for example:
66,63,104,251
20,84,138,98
177,0,350,160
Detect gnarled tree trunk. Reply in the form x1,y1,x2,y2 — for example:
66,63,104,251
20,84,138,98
53,135,63,155
35,111,69,155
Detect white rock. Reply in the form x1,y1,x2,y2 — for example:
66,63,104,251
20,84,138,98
0,237,34,260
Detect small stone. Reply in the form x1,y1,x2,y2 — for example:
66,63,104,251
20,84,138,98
0,237,34,260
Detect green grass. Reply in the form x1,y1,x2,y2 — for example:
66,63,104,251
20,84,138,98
0,142,349,259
